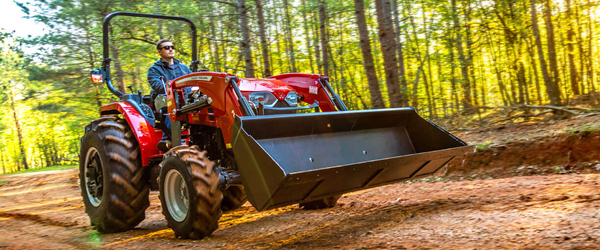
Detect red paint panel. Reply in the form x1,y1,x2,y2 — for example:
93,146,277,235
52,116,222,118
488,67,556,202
100,102,162,166
170,72,245,144
238,78,295,100
268,73,337,112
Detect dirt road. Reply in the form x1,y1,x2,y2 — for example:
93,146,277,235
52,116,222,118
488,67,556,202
1,117,600,249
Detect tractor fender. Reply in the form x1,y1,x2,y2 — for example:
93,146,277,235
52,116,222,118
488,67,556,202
100,102,162,167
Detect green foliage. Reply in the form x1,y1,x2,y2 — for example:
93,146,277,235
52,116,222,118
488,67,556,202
0,36,85,174
567,123,600,139
1,0,598,173
476,141,493,152
576,123,600,133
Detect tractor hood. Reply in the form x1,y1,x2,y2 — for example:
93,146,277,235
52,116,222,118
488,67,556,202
239,78,295,100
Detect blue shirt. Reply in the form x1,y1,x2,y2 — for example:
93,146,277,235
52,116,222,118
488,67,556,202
147,58,192,95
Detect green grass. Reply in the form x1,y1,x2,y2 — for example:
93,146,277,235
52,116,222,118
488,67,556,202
0,180,6,186
0,165,77,175
567,123,600,138
475,141,493,152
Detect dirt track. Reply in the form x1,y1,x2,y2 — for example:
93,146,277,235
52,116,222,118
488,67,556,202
1,117,600,249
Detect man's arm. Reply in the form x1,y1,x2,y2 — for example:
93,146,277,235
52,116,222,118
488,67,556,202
147,67,166,94
179,64,193,99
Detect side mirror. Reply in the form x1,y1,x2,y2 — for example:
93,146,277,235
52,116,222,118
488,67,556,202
91,68,103,84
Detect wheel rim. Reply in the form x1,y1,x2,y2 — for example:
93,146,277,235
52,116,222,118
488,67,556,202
164,169,189,222
84,147,103,207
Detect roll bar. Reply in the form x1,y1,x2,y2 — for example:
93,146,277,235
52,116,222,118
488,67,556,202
101,11,198,97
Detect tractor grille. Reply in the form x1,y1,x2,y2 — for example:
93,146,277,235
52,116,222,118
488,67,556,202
264,101,295,115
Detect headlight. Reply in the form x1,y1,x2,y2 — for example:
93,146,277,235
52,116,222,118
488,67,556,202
248,92,278,107
285,91,298,106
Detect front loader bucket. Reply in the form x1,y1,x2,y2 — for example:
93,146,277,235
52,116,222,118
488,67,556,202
231,107,471,211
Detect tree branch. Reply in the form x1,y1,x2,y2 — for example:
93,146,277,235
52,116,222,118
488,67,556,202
199,35,241,44
206,0,237,7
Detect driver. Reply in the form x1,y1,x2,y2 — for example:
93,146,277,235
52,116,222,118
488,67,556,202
147,39,191,96
147,39,192,149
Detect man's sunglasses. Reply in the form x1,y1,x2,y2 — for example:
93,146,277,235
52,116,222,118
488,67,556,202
160,45,175,50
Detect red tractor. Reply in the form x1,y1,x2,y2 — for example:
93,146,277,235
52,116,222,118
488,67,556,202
80,12,470,239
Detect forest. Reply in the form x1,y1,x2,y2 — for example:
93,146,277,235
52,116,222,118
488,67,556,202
0,0,598,173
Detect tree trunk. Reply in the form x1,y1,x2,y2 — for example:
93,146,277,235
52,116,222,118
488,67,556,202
220,18,227,73
154,0,164,38
575,2,588,94
209,18,221,72
451,0,473,111
422,1,435,118
436,55,447,116
412,58,428,109
565,0,580,95
464,0,476,106
480,60,487,106
0,142,5,174
301,0,315,73
343,64,369,109
392,0,408,104
526,38,543,104
81,3,102,108
51,128,58,165
274,20,284,73
255,0,272,77
336,23,350,108
586,0,595,92
238,0,255,78
543,0,562,104
318,0,329,76
373,32,384,85
109,38,126,94
485,31,510,106
448,38,459,112
312,11,323,74
282,0,296,72
531,0,558,105
517,63,527,104
509,64,518,104
38,138,50,167
9,89,28,170
375,0,403,107
354,0,385,109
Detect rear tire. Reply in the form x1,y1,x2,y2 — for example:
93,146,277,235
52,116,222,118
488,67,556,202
79,116,150,233
159,145,223,239
299,195,341,210
221,185,247,211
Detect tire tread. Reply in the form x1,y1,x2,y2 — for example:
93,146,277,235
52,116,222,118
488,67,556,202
80,116,150,233
160,146,223,239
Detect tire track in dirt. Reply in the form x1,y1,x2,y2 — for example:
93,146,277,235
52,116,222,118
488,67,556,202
0,169,93,249
228,189,599,249
0,212,78,227
0,216,93,250
0,183,78,197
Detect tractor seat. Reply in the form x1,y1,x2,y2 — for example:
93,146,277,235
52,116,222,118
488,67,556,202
142,94,153,109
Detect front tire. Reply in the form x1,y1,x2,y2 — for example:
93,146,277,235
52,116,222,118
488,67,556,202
159,145,223,239
79,116,150,233
221,185,247,212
